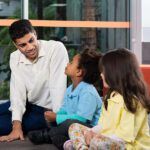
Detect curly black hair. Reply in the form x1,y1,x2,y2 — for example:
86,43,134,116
78,49,102,85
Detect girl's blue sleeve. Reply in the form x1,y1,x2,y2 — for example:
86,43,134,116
56,114,87,124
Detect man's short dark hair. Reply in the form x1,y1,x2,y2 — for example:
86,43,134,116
9,19,35,42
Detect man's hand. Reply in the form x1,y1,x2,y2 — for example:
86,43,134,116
44,111,56,122
83,130,96,146
0,121,24,142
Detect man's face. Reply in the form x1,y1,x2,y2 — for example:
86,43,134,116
14,32,39,61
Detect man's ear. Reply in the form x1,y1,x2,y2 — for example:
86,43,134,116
33,30,37,38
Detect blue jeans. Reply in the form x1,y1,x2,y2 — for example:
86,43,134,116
0,101,48,136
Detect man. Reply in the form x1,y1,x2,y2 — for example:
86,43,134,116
0,19,69,142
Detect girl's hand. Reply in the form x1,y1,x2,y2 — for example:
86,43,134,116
83,130,96,145
44,111,56,122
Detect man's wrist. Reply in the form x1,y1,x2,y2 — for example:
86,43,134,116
12,120,22,130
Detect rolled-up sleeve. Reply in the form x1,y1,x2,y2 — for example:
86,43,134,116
49,42,69,112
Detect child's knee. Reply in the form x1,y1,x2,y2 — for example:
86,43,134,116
69,123,80,132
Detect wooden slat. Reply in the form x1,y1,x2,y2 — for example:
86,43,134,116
0,19,130,28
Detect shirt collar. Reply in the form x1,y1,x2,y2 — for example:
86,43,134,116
18,41,45,65
67,81,87,98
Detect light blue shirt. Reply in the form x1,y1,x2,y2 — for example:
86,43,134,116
57,81,102,126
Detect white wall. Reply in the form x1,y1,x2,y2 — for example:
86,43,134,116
142,0,150,42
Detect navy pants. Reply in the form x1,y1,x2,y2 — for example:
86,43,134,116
0,101,48,136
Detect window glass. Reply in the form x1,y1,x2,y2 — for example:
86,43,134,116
0,0,21,18
0,27,15,100
0,0,21,100
29,0,130,22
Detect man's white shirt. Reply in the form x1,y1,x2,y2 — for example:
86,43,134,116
9,40,69,121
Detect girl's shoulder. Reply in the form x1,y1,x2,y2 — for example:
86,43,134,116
109,92,147,113
108,91,127,108
109,92,124,103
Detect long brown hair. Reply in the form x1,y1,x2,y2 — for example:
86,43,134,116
99,48,150,113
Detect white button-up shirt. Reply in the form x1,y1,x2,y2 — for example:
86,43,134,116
9,40,69,122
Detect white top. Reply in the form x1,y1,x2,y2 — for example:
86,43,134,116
9,40,69,122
